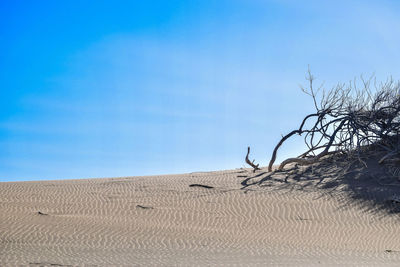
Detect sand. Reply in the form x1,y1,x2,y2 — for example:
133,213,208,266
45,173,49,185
1,167,400,266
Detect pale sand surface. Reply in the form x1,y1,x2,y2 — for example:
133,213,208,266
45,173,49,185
1,168,400,266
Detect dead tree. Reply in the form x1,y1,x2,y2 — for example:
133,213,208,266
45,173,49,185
267,69,400,172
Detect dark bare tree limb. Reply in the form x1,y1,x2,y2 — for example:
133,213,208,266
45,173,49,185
246,147,261,172
268,113,321,171
278,119,347,170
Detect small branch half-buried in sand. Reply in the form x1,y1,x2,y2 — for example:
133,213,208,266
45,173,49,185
246,146,261,172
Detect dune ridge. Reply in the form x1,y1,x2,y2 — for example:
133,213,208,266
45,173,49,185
1,168,400,266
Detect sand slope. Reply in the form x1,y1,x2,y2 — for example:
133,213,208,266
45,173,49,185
1,168,400,266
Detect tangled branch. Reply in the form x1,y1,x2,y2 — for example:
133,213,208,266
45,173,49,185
267,70,400,172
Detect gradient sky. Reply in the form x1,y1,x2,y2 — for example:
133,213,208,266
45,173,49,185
1,0,400,181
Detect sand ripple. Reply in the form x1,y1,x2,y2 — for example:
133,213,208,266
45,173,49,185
1,169,400,266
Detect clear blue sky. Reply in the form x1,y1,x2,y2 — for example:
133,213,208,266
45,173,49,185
1,0,400,181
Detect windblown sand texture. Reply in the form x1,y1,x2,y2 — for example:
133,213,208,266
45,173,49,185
1,168,400,266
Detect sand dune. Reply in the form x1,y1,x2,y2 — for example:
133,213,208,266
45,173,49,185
1,168,400,266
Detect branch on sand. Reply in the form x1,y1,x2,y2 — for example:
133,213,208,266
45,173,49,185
245,147,261,172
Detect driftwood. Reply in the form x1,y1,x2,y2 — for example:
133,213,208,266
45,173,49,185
245,147,261,172
189,184,214,189
136,205,153,209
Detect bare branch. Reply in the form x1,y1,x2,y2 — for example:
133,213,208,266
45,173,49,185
267,113,321,171
245,147,261,172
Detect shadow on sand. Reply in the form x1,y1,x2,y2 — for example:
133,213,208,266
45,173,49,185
240,152,400,216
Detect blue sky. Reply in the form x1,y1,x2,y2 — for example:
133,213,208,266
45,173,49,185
1,0,400,181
